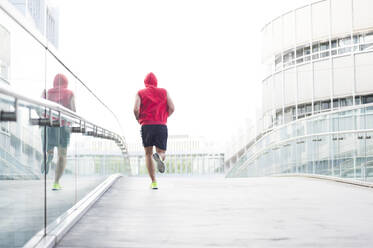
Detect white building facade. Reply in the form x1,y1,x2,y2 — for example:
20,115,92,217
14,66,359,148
261,0,373,132
227,0,373,180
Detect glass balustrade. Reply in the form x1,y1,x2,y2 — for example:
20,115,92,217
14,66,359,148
227,104,373,183
0,3,129,248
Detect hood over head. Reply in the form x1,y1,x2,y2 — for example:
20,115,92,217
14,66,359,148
53,74,68,88
144,72,157,88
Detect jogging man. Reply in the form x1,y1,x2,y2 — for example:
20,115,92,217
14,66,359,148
134,72,175,189
41,73,76,190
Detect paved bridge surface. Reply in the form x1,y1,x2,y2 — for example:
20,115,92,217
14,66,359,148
57,176,373,248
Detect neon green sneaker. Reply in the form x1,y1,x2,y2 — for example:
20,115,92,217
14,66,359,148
52,183,62,191
151,182,158,190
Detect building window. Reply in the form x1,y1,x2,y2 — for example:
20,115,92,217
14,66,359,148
362,95,373,104
338,36,351,47
314,101,321,113
340,97,353,107
320,41,329,58
275,54,282,71
304,46,311,62
296,47,304,64
353,34,362,44
312,42,319,60
355,96,361,105
305,104,312,115
273,30,373,71
297,104,306,119
321,100,331,111
283,49,295,67
276,110,283,126
338,36,352,54
364,32,373,43
284,107,295,123
333,99,339,109
360,33,373,51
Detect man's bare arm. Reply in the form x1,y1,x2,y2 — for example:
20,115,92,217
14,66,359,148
134,93,141,122
167,91,175,117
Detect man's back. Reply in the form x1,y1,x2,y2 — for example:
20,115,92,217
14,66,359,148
138,73,168,125
46,74,75,111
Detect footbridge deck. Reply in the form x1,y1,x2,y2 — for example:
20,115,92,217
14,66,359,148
56,176,373,248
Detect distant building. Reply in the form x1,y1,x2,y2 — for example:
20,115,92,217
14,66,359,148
128,135,224,176
8,0,59,48
228,0,373,180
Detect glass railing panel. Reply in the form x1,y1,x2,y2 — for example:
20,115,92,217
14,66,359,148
0,97,45,247
0,10,47,98
229,105,373,180
260,152,269,176
44,54,78,227
338,110,355,131
306,136,315,174
313,135,327,175
245,162,254,177
279,125,291,140
75,134,104,201
299,139,309,174
45,114,77,226
356,132,366,179
318,114,330,133
279,143,289,174
331,133,339,176
356,107,366,130
365,106,373,129
289,140,297,173
338,133,354,178
0,3,129,247
296,121,305,137
272,147,280,174
365,131,373,182
74,80,122,134
296,138,306,173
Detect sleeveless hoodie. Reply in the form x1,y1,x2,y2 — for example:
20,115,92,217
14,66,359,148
47,74,74,110
138,72,168,125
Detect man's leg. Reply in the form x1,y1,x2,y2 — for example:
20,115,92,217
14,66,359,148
54,147,67,185
41,149,54,174
155,147,166,161
153,147,166,173
145,146,156,182
153,125,167,173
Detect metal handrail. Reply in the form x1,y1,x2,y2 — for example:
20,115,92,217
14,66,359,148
0,83,128,155
226,102,373,176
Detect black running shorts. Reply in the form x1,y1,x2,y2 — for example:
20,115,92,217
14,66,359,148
141,125,168,150
42,126,71,151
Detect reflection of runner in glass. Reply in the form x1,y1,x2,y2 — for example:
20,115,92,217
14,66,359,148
41,74,76,190
134,72,175,190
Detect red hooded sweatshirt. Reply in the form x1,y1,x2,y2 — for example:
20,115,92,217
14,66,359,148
138,73,168,125
47,74,74,110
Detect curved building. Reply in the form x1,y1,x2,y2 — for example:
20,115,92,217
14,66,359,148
228,0,373,180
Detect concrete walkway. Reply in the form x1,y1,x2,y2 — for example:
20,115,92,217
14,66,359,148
57,176,373,248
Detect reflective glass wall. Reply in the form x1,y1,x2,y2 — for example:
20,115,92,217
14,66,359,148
227,104,373,182
0,2,129,247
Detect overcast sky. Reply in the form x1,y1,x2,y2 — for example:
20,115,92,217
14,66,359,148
57,0,311,145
